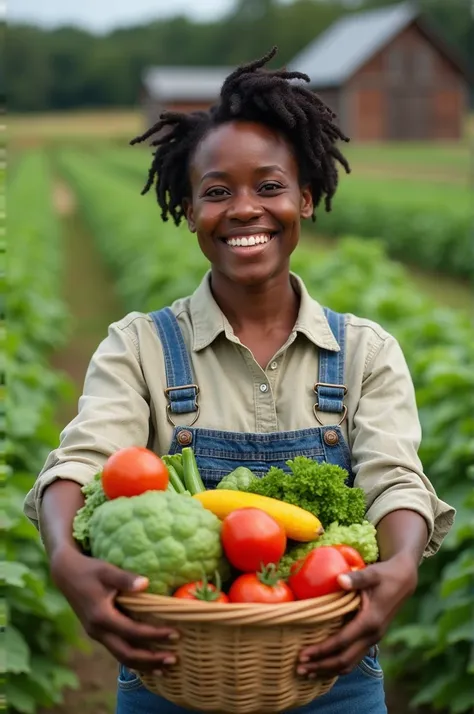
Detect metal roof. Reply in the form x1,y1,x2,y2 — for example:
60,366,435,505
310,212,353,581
142,67,232,101
288,1,419,88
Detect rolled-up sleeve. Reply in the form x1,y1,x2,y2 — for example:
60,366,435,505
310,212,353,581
350,334,455,558
23,320,151,530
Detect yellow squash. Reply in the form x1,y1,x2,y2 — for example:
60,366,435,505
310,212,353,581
193,490,323,542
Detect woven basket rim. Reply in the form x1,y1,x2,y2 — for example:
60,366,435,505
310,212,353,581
117,589,360,625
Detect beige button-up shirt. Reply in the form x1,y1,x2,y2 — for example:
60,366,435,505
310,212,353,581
24,273,454,556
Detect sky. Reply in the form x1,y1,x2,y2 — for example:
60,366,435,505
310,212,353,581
8,0,237,33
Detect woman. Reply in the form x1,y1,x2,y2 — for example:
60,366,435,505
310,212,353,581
24,48,454,714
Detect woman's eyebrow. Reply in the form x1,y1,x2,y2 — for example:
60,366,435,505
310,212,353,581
201,170,229,181
255,165,285,174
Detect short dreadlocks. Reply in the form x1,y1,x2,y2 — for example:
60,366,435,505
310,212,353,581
131,46,350,225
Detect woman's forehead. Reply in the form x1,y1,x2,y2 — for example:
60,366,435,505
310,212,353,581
191,121,298,178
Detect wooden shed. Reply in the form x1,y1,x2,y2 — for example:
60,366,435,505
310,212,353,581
289,1,468,141
140,67,232,128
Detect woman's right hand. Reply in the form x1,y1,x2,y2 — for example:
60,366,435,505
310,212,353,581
50,545,179,673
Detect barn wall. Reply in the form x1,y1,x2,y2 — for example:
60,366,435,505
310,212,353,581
344,21,465,141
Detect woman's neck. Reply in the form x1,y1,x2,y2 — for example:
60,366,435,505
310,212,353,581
210,268,299,335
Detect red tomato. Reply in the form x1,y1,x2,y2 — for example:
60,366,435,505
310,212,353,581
102,447,169,499
221,508,287,572
288,546,351,600
333,544,366,570
173,581,229,603
229,568,294,604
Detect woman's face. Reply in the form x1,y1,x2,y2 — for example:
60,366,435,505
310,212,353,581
185,121,313,287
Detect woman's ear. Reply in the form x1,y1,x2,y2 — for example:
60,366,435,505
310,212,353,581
300,186,313,219
182,198,196,233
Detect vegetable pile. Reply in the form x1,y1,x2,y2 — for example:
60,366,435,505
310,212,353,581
73,447,379,603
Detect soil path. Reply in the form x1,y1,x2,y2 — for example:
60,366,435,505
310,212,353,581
40,179,124,714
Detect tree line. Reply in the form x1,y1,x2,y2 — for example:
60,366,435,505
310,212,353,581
8,0,472,112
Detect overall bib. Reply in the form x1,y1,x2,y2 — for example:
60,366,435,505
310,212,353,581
116,307,387,714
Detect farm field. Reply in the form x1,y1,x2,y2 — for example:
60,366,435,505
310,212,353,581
8,111,474,714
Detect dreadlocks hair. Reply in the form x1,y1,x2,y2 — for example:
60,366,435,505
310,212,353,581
130,46,351,225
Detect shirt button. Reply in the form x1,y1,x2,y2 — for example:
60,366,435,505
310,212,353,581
270,361,278,370
259,383,269,393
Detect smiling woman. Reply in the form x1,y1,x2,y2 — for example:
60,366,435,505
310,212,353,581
25,46,454,714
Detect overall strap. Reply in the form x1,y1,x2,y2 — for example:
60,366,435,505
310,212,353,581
149,307,199,425
314,307,347,425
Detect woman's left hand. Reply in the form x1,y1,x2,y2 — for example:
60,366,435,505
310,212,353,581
297,552,419,679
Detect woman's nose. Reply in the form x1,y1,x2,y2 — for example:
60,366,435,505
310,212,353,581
226,191,264,221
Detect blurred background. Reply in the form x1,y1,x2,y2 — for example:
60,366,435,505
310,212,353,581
6,1,474,713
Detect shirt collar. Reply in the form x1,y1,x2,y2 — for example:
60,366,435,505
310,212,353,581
190,271,340,353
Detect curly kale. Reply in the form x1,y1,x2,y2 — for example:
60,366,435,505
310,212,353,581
73,473,108,551
247,457,366,528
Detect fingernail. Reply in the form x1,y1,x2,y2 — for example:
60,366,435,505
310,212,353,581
297,666,307,676
153,669,163,677
168,632,180,641
308,673,317,680
338,574,352,588
299,655,309,663
163,656,176,665
132,577,149,591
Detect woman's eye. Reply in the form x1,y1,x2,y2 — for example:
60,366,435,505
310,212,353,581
205,187,229,198
260,182,282,192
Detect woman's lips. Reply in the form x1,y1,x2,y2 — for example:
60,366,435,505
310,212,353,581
220,232,277,255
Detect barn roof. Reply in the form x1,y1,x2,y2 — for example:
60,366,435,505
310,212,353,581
288,1,419,88
142,67,232,101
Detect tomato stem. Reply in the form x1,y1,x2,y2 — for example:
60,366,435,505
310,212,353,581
192,572,223,601
256,563,284,587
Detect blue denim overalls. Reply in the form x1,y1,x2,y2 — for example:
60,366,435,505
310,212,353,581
116,306,387,714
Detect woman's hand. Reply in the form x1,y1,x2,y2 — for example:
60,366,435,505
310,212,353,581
297,552,418,678
50,545,179,673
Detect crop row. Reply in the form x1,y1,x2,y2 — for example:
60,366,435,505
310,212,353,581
6,152,80,713
96,145,474,280
57,148,474,713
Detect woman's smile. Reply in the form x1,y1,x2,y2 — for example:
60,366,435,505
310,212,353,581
220,230,278,254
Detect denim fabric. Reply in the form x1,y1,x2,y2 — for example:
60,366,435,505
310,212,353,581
168,425,354,488
116,649,386,713
114,305,386,713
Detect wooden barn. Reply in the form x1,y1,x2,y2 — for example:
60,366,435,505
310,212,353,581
140,2,468,141
289,1,468,141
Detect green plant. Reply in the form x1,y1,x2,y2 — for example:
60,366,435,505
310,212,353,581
312,176,474,279
6,151,80,713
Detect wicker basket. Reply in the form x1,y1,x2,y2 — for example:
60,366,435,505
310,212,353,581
117,590,360,713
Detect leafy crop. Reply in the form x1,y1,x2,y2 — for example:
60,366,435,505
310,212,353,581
6,152,81,713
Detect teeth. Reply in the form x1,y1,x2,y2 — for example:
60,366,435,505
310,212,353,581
226,234,272,247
